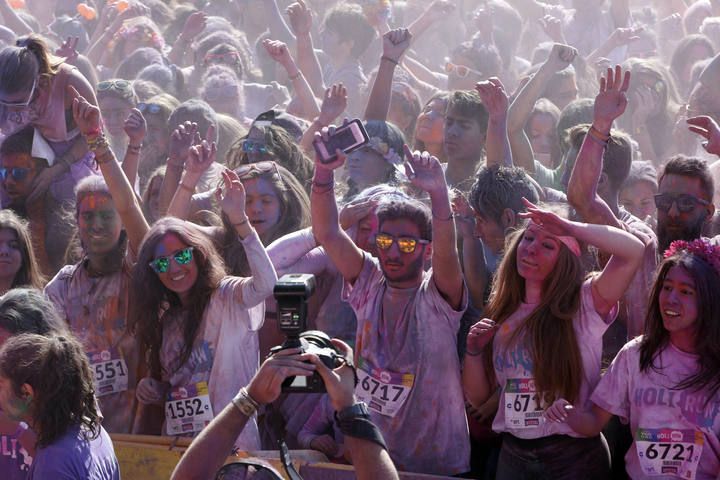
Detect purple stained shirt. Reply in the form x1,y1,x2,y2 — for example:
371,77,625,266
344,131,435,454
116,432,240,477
592,338,720,480
28,425,119,480
0,432,32,480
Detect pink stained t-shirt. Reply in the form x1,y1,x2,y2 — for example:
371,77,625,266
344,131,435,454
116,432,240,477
591,338,720,480
492,278,618,439
343,253,470,475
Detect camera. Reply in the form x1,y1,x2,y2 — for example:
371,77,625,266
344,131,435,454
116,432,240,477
271,274,342,393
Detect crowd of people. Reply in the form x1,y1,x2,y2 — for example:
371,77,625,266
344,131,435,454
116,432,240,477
0,0,719,478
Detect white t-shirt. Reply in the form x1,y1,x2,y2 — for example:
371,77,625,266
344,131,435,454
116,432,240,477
592,338,720,480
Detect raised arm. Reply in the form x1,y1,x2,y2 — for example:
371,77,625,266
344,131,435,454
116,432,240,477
300,84,347,155
262,39,320,121
568,65,628,228
263,0,295,44
507,44,577,173
311,127,365,284
70,87,149,253
167,11,206,66
287,0,325,97
403,145,464,309
408,0,455,41
476,78,511,168
215,169,277,307
167,136,217,220
0,0,32,34
121,108,147,190
520,199,644,316
364,29,412,121
158,122,200,217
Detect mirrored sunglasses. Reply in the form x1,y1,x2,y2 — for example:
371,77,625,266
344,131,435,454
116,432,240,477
374,233,429,254
148,247,194,273
0,167,33,182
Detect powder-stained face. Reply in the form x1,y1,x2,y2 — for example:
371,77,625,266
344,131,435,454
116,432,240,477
77,194,123,256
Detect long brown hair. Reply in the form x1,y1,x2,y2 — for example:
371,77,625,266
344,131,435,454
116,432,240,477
0,333,100,447
640,251,720,399
129,218,226,379
0,210,45,290
0,35,62,95
217,164,310,276
484,226,585,403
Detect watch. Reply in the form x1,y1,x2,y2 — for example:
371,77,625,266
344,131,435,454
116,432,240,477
335,402,370,422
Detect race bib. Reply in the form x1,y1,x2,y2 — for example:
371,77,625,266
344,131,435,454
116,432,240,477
88,349,129,397
355,359,414,417
636,428,704,480
165,382,214,436
504,378,545,429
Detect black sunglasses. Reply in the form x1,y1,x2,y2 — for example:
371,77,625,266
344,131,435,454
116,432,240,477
654,193,710,213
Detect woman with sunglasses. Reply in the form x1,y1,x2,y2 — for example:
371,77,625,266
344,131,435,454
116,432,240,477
546,238,720,480
0,36,99,231
69,90,277,445
136,94,180,192
463,200,644,478
96,78,140,157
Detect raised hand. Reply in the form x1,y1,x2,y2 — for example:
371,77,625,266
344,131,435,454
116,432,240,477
56,36,80,62
687,115,720,156
630,85,658,128
518,197,576,237
593,65,631,132
451,190,475,239
544,398,573,423
539,14,564,43
339,196,376,230
124,108,147,146
180,11,207,42
286,0,313,37
69,86,102,136
544,43,577,73
168,121,199,165
466,318,498,354
313,123,350,171
262,39,293,69
186,138,217,176
318,84,348,125
382,28,412,64
402,145,446,195
475,77,509,119
608,26,642,48
215,169,247,225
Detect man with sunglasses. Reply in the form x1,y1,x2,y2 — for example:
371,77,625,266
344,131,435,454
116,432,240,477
311,128,469,475
656,155,716,253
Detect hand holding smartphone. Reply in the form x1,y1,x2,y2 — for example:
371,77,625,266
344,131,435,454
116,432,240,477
314,119,369,164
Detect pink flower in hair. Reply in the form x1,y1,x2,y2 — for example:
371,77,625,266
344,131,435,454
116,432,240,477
663,238,720,274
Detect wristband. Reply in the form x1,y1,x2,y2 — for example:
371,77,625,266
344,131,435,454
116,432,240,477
127,144,142,154
381,55,399,66
335,404,388,451
465,348,483,357
232,387,259,417
288,70,302,80
588,125,610,142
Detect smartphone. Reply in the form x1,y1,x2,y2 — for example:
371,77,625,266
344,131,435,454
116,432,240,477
314,119,369,163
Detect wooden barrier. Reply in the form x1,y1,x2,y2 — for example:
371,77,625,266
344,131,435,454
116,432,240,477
110,434,460,480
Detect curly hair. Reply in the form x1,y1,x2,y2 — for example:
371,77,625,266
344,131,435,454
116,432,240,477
0,333,100,447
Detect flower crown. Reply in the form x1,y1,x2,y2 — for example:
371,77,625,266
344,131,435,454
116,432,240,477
663,238,720,274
